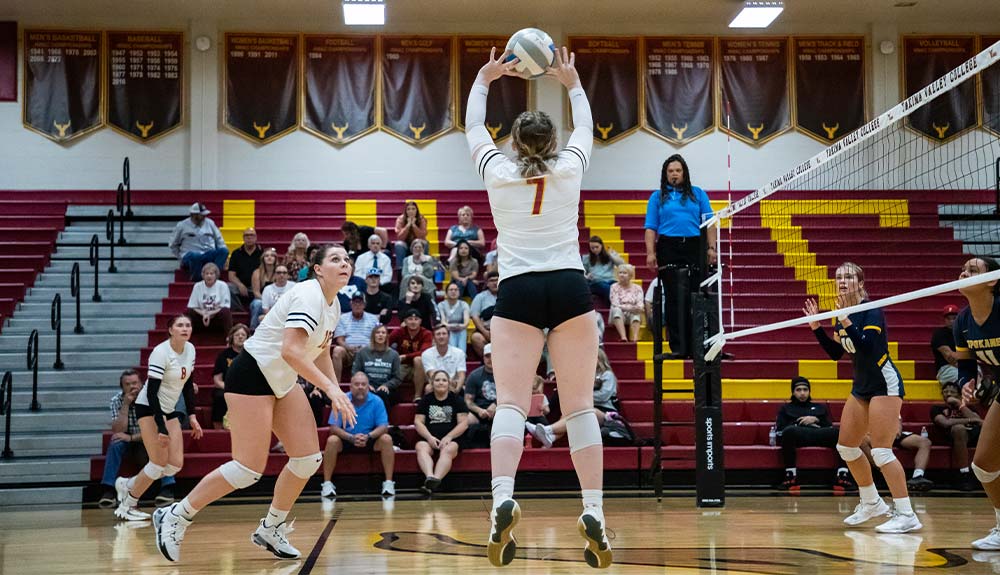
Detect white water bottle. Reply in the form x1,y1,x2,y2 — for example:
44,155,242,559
920,426,929,439
769,425,777,447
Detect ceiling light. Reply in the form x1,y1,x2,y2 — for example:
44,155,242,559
728,1,784,28
343,0,385,26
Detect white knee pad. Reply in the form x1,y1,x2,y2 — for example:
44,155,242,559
871,447,897,468
973,462,1000,484
219,460,262,489
142,462,165,480
161,464,181,477
836,444,863,462
286,453,323,479
565,409,602,454
490,404,528,443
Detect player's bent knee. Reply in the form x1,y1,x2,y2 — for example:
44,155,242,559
219,459,262,489
286,452,323,479
490,404,527,443
162,463,181,477
565,409,602,454
871,447,896,468
836,444,863,462
973,462,1000,484
142,462,165,480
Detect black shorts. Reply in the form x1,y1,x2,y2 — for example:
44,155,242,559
134,403,184,421
494,269,594,331
224,350,275,396
340,441,377,454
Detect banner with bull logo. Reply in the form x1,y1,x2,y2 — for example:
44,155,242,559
568,36,640,144
456,35,529,143
793,36,866,143
106,31,184,143
901,35,978,143
23,29,103,143
380,36,454,145
718,37,791,146
224,32,299,144
642,36,714,145
302,34,377,145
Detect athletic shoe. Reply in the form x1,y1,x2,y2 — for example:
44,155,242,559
971,551,1000,571
958,471,979,492
421,476,441,496
843,499,891,526
252,519,301,559
114,503,151,521
530,424,555,449
578,507,613,569
155,486,175,507
320,481,336,498
875,511,922,533
487,498,521,567
114,476,132,508
524,422,536,436
153,504,190,562
973,527,1000,550
906,476,934,492
381,480,396,497
98,487,117,508
777,471,798,491
834,472,858,493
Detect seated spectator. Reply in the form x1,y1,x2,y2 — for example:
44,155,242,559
464,343,496,435
609,264,644,342
527,349,618,448
400,239,438,299
415,370,470,495
527,375,551,425
932,305,961,387
774,377,853,492
397,275,438,331
363,267,395,324
284,232,310,280
253,264,295,330
299,377,331,428
449,240,480,299
297,244,320,281
437,283,471,353
483,238,498,276
393,200,428,268
420,324,467,394
211,324,249,429
342,220,389,262
582,236,624,306
932,381,983,490
98,369,175,507
388,309,433,394
225,227,261,312
354,325,402,407
354,234,394,295
860,419,934,492
644,277,666,332
169,202,228,282
443,205,486,262
185,262,233,334
249,247,280,324
336,258,367,313
470,271,499,359
332,294,380,379
320,372,395,498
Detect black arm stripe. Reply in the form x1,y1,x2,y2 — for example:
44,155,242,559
287,311,317,329
566,146,588,171
479,150,503,179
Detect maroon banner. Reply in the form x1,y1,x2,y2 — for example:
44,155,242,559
380,36,453,145
569,36,640,143
642,37,714,144
0,22,15,102
457,36,528,142
224,33,299,144
902,35,978,142
106,31,183,143
719,37,790,146
23,29,103,142
794,37,866,143
302,35,376,145
983,36,1000,137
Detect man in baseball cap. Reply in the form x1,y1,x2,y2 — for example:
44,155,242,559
169,201,227,281
932,305,961,386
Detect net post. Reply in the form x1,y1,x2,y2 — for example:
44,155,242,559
694,225,724,507
649,278,664,502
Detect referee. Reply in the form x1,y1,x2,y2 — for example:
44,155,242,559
643,154,716,358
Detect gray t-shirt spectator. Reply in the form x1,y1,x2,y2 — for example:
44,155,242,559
471,290,497,329
169,216,226,260
353,347,402,391
465,365,496,410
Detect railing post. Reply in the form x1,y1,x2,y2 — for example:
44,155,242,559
27,330,40,412
115,185,127,245
51,294,64,370
89,234,102,302
71,262,84,333
106,210,118,273
1,371,12,459
994,157,999,215
123,157,133,218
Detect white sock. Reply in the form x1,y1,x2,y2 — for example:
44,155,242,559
582,489,603,509
175,497,198,521
859,484,880,505
124,493,139,508
894,497,913,515
785,468,797,476
491,476,515,508
126,475,137,492
912,468,924,479
960,466,971,473
264,506,289,528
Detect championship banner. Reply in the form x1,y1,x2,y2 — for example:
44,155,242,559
793,37,866,143
719,37,791,146
901,35,978,142
106,31,183,143
642,37,714,145
982,36,1000,137
224,33,299,144
302,34,376,145
0,22,15,102
23,29,103,142
569,36,639,144
380,36,454,145
457,36,528,142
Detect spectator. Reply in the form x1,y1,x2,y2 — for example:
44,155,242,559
211,324,249,430
415,369,470,495
98,369,176,508
582,236,624,306
470,271,499,359
169,202,228,282
185,262,233,334
449,240,480,299
332,294,380,380
400,239,438,299
437,282,471,353
226,227,261,312
527,349,618,448
336,258,367,313
284,232,311,280
465,342,497,434
388,309,434,394
298,377,331,428
774,377,853,492
861,420,934,492
420,324,467,394
932,381,983,490
609,264,644,342
526,375,551,426
932,305,961,386
249,247,280,324
253,264,296,330
354,234,394,293
320,372,396,498
398,275,438,331
483,238,499,276
363,267,395,324
297,244,320,281
353,324,402,408
342,220,389,262
393,200,428,268
444,205,486,262
643,277,666,333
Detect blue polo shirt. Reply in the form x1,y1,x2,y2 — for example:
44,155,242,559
329,392,388,435
643,186,714,238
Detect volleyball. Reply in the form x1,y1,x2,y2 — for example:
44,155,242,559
504,28,556,79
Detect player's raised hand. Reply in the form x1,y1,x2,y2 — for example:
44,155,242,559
547,46,581,90
477,47,519,84
803,298,821,330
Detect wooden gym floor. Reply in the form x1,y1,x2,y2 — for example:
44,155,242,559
1,494,998,574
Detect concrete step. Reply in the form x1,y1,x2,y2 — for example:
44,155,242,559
67,205,188,218
46,260,177,273
0,333,150,352
939,204,995,216
0,486,84,506
10,388,113,409
33,273,175,289
5,410,107,433
16,301,162,316
59,231,171,244
0,368,129,385
0,350,139,367
5,317,156,333
24,286,169,299
7,432,103,457
0,457,93,484
53,246,172,259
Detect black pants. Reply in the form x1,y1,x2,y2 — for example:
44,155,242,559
655,236,700,357
779,425,840,468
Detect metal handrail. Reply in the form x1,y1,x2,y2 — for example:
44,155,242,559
71,262,84,334
114,188,126,246
1,371,12,459
122,157,133,217
27,330,40,412
106,210,118,273
51,294,64,370
89,235,102,302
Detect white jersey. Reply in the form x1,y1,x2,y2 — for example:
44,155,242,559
466,83,593,282
243,278,340,397
136,340,196,414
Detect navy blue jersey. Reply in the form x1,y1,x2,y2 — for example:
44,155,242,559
954,296,1000,378
813,303,904,398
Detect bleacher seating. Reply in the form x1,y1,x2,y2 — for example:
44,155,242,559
0,200,65,327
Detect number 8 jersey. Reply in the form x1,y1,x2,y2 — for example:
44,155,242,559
954,297,1000,374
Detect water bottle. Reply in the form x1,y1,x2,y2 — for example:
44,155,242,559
768,425,777,447
920,426,928,439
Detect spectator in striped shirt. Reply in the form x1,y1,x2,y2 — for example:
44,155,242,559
332,294,381,380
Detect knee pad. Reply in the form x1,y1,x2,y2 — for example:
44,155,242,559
871,447,897,468
565,409,602,454
219,460,262,489
142,462,165,481
973,462,1000,484
161,464,181,477
286,453,323,479
490,404,527,443
836,444,863,462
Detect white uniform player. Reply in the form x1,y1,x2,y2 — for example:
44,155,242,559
135,339,196,421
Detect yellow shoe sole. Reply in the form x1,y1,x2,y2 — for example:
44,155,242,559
578,513,613,569
486,500,520,567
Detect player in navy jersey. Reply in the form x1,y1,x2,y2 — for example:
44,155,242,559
954,256,1000,549
804,262,920,533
